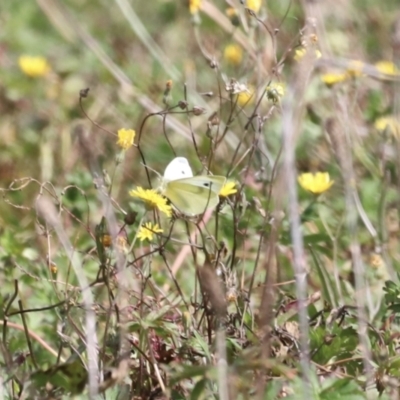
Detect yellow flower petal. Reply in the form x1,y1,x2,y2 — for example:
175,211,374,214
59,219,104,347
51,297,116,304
236,86,255,106
294,47,321,62
117,128,136,150
298,172,334,195
375,61,399,76
375,116,400,139
346,60,364,77
219,181,237,197
321,72,348,86
189,0,202,14
19,55,50,77
247,0,262,13
129,187,172,217
224,44,243,65
137,222,163,242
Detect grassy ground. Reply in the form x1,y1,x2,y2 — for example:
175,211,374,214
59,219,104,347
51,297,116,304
2,0,400,399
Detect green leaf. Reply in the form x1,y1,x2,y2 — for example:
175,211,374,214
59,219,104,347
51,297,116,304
192,331,212,362
30,358,87,395
95,216,108,266
309,245,339,307
319,378,364,400
303,233,331,244
170,366,212,386
190,378,208,400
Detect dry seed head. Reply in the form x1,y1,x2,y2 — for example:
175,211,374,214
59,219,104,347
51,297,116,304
208,111,220,127
225,78,249,95
310,33,318,44
80,88,90,98
210,59,218,69
178,100,188,109
124,211,138,226
192,106,206,116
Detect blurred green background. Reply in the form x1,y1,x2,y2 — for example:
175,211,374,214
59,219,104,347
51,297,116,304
3,0,400,398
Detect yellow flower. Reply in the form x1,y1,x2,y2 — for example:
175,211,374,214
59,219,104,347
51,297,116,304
375,61,399,76
247,0,262,13
298,172,334,195
129,187,172,217
226,7,240,26
226,7,238,17
375,116,400,138
18,55,50,77
137,223,163,242
224,44,243,65
294,47,322,62
219,181,237,197
346,60,364,77
117,128,136,150
189,0,201,14
321,72,348,86
49,261,57,274
369,253,384,269
165,79,173,90
236,86,255,106
294,48,306,61
266,82,285,103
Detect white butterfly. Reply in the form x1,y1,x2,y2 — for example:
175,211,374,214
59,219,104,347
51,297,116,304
161,157,226,216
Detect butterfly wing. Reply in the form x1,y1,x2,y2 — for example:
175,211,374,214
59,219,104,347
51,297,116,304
178,176,226,194
163,157,193,181
164,176,226,215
